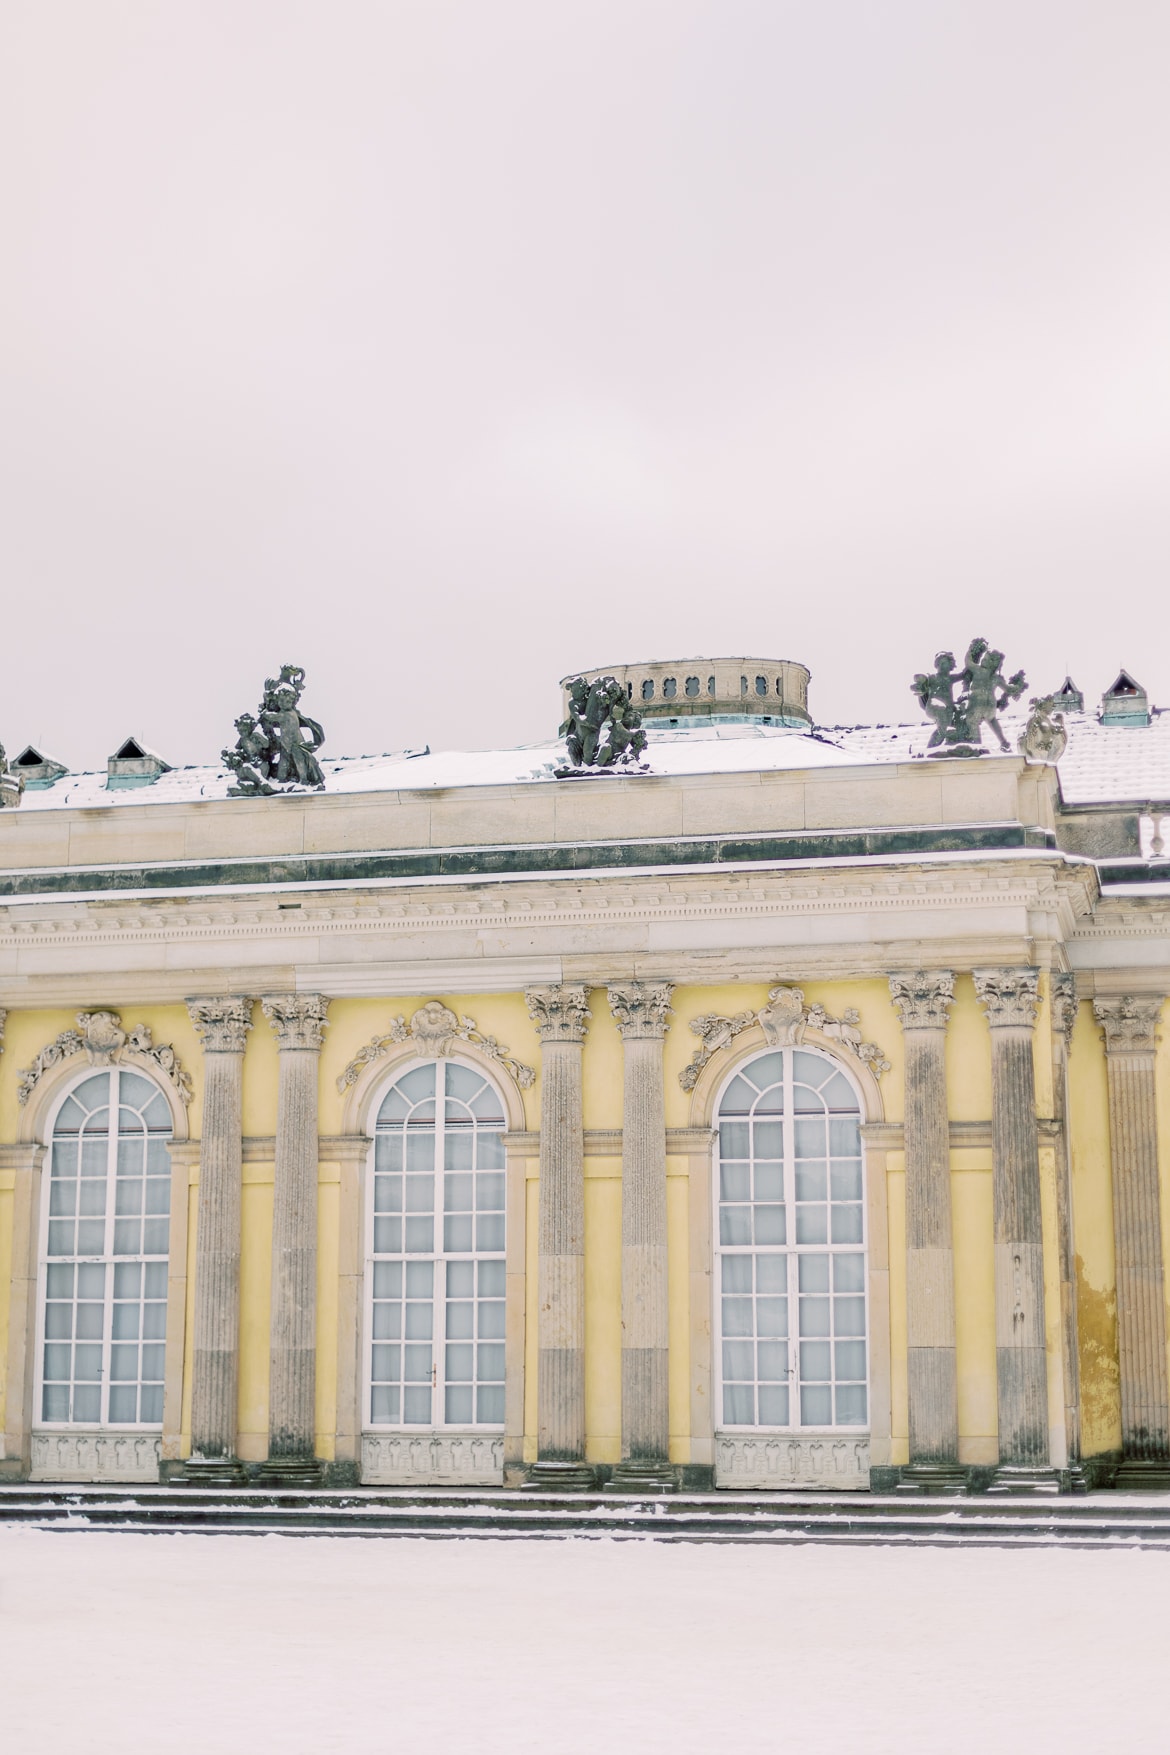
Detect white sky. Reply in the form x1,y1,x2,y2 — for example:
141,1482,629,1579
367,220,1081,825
3,3,1168,770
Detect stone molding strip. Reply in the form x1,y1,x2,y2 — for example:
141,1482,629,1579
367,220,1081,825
0,821,1060,900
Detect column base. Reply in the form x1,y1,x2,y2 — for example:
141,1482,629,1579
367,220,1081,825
521,1460,598,1492
894,1462,969,1496
256,1457,324,1489
1114,1458,1170,1493
1064,1463,1091,1496
986,1464,1063,1496
608,1460,676,1495
174,1456,249,1487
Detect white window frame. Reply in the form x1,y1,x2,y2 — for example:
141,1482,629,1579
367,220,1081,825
361,1054,507,1437
33,1065,172,1433
712,1044,870,1436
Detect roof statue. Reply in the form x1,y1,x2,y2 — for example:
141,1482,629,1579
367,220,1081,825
0,743,24,809
912,638,1027,757
558,676,648,776
1018,695,1069,765
224,663,326,796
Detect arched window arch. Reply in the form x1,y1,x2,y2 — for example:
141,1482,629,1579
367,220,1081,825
38,1068,172,1428
365,1059,506,1432
715,1046,867,1433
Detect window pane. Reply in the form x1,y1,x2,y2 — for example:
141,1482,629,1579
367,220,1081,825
445,1386,473,1423
403,1387,431,1423
476,1214,505,1252
724,1384,754,1424
800,1385,832,1425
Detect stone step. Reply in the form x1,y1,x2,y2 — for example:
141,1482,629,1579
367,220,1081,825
3,1485,1170,1547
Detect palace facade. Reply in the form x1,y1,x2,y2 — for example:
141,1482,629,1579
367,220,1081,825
1,654,1169,1495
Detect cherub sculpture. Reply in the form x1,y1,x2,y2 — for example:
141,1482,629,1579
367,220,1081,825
223,663,326,796
1018,695,1068,764
912,638,1027,756
0,743,24,808
559,675,648,773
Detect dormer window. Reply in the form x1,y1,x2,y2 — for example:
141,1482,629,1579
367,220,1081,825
1101,671,1151,728
107,737,172,789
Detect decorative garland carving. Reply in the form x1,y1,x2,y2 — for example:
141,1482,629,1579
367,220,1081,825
17,1009,194,1107
679,986,890,1090
337,1000,535,1095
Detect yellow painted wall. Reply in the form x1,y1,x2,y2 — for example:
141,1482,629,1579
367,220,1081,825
1066,1002,1120,1457
584,1160,621,1464
0,978,1151,1478
0,1165,12,1435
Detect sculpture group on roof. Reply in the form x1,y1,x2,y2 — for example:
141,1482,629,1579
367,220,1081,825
912,638,1028,756
223,664,326,796
558,675,649,774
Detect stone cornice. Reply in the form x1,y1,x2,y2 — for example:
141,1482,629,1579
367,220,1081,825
888,970,955,1030
607,982,673,1041
262,993,330,1052
1093,996,1163,1054
526,984,590,1044
0,857,1095,944
186,996,254,1054
973,967,1041,1030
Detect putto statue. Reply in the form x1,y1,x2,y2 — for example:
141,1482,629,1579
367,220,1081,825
224,663,326,796
912,638,1027,757
1017,694,1069,765
558,676,648,774
0,744,24,809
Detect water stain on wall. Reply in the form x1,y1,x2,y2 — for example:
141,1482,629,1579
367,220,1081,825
1076,1257,1120,1455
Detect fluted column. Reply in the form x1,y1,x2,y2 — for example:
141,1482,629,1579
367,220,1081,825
889,971,965,1492
1094,997,1170,1489
183,997,253,1482
1050,974,1085,1485
975,968,1057,1492
608,982,674,1492
524,985,592,1488
261,994,329,1484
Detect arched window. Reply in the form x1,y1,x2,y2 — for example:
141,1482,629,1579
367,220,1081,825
366,1061,506,1430
39,1069,172,1427
715,1048,867,1432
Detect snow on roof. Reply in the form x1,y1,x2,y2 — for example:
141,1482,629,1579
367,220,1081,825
11,703,1170,811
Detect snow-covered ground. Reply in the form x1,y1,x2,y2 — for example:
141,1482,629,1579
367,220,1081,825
1,1527,1165,1753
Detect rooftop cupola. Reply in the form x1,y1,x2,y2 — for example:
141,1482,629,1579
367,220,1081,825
560,657,812,729
107,736,172,789
1100,670,1151,728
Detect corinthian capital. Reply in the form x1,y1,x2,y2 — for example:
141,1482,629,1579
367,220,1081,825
525,984,591,1044
1093,996,1163,1055
262,993,331,1051
888,970,955,1030
607,982,673,1041
973,967,1040,1030
186,996,254,1053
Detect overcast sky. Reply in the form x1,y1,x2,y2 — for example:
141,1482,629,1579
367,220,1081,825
3,2,1168,771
